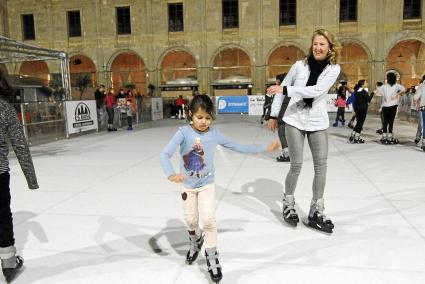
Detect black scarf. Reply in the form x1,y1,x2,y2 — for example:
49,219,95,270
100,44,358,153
303,55,330,108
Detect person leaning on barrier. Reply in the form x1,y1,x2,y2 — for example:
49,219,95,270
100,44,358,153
0,69,39,282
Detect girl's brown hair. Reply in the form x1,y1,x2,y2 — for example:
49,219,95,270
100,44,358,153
305,29,341,65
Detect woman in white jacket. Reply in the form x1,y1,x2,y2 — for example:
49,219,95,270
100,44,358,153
267,29,341,234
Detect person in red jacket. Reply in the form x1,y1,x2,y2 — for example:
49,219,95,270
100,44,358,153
104,88,117,131
175,95,185,119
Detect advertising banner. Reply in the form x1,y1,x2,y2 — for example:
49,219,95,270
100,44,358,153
65,100,98,135
151,97,164,120
248,95,265,115
216,96,249,114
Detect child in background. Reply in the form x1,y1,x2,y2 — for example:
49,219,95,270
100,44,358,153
160,95,279,283
333,90,347,127
125,99,133,130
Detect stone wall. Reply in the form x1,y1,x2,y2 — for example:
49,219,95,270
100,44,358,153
0,0,424,96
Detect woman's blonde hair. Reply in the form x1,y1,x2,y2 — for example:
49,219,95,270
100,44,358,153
306,29,341,65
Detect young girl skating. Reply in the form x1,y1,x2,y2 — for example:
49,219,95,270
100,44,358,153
160,95,278,283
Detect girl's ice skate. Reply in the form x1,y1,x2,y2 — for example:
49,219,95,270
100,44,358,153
282,195,299,227
2,256,24,283
205,248,222,283
186,232,204,264
303,199,334,234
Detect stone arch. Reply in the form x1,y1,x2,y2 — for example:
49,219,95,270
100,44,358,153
19,60,50,85
109,51,147,93
209,43,253,67
386,38,425,86
69,54,97,87
339,41,370,87
158,48,198,85
210,45,252,82
266,44,306,83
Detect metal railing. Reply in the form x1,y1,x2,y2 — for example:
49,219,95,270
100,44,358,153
12,97,155,145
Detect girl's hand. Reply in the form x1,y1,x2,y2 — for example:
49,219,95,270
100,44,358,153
168,174,185,183
267,85,283,95
267,118,277,132
266,140,280,152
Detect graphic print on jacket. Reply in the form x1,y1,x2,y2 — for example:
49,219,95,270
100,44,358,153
183,137,205,178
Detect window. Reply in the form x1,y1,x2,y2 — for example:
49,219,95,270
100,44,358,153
21,14,35,40
67,10,81,37
222,0,238,29
404,0,421,19
168,3,184,32
279,0,296,25
340,0,357,22
116,6,131,35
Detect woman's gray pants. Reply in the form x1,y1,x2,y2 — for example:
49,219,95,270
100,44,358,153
284,124,328,201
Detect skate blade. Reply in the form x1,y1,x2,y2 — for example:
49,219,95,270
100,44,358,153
283,218,298,228
302,219,333,235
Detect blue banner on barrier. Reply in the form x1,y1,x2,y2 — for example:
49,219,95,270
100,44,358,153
217,96,249,114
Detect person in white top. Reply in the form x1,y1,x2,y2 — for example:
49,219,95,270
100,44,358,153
267,29,341,234
375,72,406,144
413,76,425,151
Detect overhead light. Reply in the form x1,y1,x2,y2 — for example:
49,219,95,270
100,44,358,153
72,59,82,65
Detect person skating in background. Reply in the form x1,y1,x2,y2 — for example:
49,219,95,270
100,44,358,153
160,95,279,283
125,90,134,131
414,77,425,145
348,80,373,143
175,95,185,119
373,82,384,134
375,72,406,145
94,84,106,129
332,86,347,127
104,88,117,131
0,69,38,283
260,88,274,124
275,73,291,162
413,76,425,151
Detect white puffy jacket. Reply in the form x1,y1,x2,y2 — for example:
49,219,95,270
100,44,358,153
270,60,340,131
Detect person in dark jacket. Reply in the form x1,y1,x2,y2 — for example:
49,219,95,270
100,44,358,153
348,80,373,143
94,84,106,129
260,88,274,124
275,73,291,162
0,69,38,283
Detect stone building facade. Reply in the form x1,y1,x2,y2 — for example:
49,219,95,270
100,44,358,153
0,0,424,99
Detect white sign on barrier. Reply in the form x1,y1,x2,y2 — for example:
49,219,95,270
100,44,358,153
248,95,265,115
65,100,98,135
151,98,163,120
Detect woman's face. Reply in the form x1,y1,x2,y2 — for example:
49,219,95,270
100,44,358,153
312,35,330,61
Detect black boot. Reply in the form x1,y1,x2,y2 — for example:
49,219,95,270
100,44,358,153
276,155,290,162
304,199,334,234
2,256,24,283
186,232,204,264
348,132,355,143
205,248,222,283
282,195,299,227
353,134,365,144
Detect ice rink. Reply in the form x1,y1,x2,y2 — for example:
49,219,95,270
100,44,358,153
5,114,425,284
